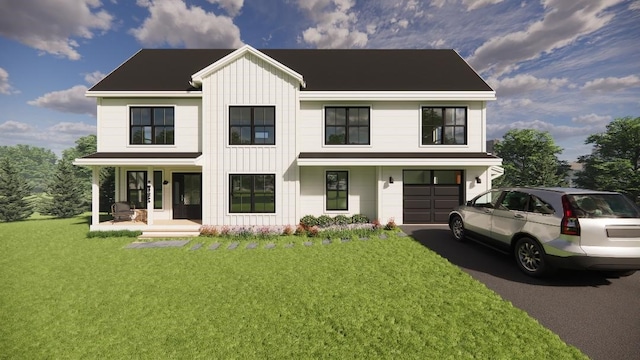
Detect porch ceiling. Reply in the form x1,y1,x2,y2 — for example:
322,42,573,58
73,152,203,166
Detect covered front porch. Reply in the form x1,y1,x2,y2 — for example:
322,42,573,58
74,152,203,235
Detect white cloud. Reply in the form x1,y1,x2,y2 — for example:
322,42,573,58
50,122,97,134
572,113,612,125
28,85,95,116
0,67,17,95
296,0,368,48
492,74,569,96
461,0,504,11
84,71,106,86
207,0,244,17
0,120,32,132
131,0,243,48
581,75,640,92
430,38,446,47
468,0,623,77
630,1,640,10
0,0,113,60
397,19,409,29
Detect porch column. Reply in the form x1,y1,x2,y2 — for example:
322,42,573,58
91,166,100,227
146,167,154,225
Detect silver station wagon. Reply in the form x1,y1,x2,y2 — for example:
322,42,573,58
448,187,640,277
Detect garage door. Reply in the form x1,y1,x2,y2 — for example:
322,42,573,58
403,170,463,224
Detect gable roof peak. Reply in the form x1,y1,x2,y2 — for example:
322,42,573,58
190,45,305,88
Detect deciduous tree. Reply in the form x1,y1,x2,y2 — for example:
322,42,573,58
493,129,568,188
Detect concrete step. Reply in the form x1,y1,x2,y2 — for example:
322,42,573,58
139,231,201,239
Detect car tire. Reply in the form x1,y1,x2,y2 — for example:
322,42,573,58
514,237,549,277
601,270,636,278
450,215,466,242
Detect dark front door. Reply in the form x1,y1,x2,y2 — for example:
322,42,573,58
173,173,202,219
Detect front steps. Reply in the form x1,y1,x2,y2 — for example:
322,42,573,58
139,224,201,239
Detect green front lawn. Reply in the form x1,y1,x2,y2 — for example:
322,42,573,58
0,216,586,359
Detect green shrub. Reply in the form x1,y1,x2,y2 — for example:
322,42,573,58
316,215,334,228
87,230,142,238
351,214,369,224
334,214,351,225
299,215,318,228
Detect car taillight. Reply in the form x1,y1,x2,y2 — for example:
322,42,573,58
561,195,580,236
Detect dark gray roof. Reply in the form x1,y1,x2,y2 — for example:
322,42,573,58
81,152,202,159
90,49,493,92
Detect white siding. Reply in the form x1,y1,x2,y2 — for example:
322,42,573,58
300,167,377,221
299,101,486,153
200,53,299,226
97,98,201,153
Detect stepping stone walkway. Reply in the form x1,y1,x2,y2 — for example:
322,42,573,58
227,242,239,250
246,242,258,249
190,243,203,251
322,239,331,245
209,243,221,250
265,243,276,249
126,240,190,249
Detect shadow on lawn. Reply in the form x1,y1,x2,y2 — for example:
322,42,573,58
402,226,613,287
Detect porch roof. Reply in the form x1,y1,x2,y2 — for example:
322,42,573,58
73,152,203,166
296,152,502,167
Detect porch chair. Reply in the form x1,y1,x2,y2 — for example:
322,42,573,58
111,202,134,223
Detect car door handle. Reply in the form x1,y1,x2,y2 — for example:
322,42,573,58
514,213,525,219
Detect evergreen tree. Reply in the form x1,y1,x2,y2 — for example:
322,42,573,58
42,159,84,218
0,157,34,222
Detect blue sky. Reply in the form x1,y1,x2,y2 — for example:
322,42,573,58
0,0,638,161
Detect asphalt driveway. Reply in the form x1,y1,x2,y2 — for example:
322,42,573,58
402,225,640,360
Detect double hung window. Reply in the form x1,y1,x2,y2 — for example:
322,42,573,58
130,107,174,145
326,171,348,211
230,106,275,145
325,107,370,145
421,107,466,145
229,174,275,213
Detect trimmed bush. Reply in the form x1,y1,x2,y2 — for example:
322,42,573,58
351,214,369,224
333,214,350,225
316,215,334,228
300,215,318,228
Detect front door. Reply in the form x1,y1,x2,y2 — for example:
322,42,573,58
173,173,202,219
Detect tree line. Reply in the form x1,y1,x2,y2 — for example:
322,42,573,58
0,135,114,222
0,116,638,222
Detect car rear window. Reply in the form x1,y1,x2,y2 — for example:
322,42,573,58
567,194,640,218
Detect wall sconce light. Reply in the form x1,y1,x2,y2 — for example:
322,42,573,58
475,176,482,184
162,180,169,185
389,176,394,184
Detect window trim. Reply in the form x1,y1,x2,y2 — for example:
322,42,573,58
325,170,349,212
129,106,175,145
229,174,276,214
228,106,276,146
323,106,371,146
419,106,468,146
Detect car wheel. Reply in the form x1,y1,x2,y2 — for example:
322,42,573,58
514,237,548,277
450,215,466,242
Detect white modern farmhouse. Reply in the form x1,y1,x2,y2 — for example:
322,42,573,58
75,45,502,235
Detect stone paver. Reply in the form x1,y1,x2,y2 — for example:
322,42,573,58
246,242,258,249
265,243,276,249
322,239,331,245
228,242,239,250
303,241,313,247
190,243,203,251
209,243,221,250
126,240,190,249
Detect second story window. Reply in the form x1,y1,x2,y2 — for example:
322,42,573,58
130,107,174,145
325,107,370,145
230,106,275,145
422,107,467,145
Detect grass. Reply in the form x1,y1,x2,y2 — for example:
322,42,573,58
0,216,587,359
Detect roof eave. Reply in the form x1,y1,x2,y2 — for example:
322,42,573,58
299,91,496,101
85,91,202,98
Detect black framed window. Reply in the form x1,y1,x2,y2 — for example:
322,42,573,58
325,107,370,145
326,171,348,211
130,107,174,144
229,174,275,213
230,106,275,145
421,107,466,145
127,170,163,209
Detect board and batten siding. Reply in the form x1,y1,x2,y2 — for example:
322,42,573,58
299,167,377,220
298,101,487,153
200,53,300,226
96,98,202,153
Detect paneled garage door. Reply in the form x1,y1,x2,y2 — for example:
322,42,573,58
403,170,463,224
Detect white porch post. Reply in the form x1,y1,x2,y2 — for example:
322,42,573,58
146,167,154,225
91,166,100,227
